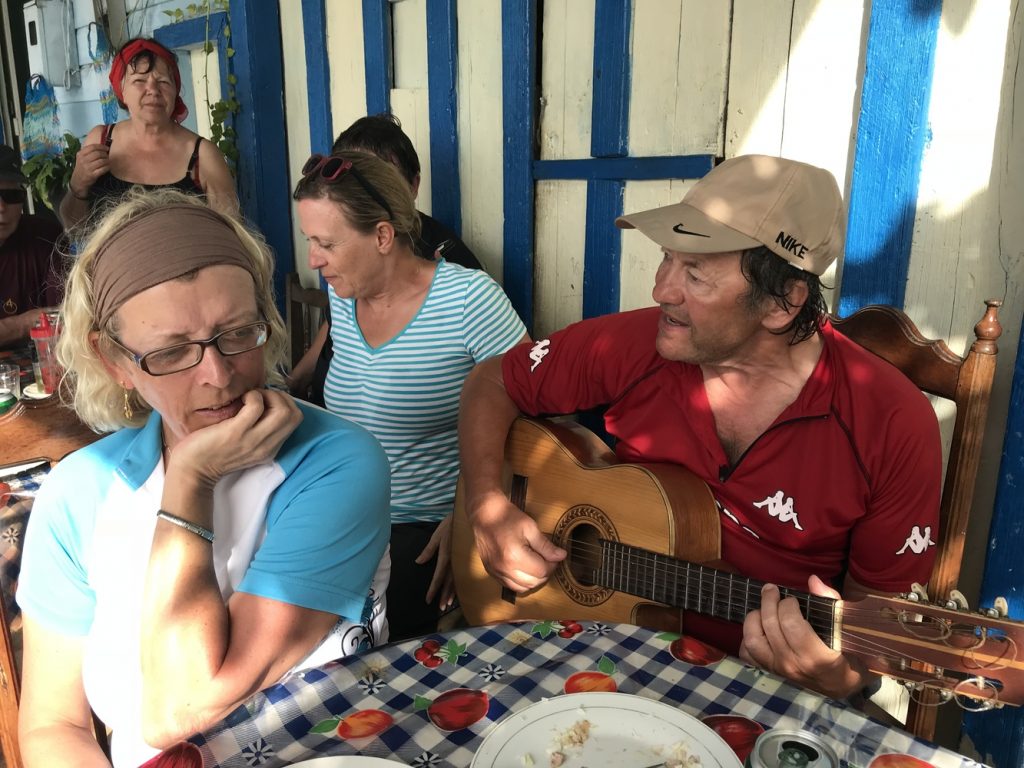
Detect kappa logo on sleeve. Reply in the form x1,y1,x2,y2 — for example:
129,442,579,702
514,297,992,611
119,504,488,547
896,525,936,555
752,490,804,531
528,339,551,372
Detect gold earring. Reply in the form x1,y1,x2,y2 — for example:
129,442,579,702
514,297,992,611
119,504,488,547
122,388,133,420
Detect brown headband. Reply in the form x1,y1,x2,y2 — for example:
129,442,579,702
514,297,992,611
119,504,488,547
92,204,257,329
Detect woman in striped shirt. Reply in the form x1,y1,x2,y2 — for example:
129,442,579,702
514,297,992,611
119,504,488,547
294,151,529,640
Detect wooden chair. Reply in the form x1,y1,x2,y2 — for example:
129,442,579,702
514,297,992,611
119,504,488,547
0,464,111,767
832,298,1003,740
285,272,328,370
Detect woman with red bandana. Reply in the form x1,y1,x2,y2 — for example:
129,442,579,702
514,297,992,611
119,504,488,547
59,38,237,229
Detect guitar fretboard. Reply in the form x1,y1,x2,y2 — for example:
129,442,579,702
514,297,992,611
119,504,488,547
596,539,837,646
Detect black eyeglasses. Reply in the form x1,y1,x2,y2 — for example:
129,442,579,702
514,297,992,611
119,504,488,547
301,154,394,220
109,321,270,376
0,189,26,205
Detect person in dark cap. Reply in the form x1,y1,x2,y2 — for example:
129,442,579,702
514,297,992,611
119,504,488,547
0,144,64,347
458,155,941,700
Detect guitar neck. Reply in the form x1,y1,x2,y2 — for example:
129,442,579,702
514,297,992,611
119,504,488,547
596,539,837,646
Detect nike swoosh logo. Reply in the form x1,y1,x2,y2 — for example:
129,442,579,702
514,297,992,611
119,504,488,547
673,223,710,238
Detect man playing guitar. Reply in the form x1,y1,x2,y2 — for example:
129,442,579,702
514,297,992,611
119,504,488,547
458,155,941,699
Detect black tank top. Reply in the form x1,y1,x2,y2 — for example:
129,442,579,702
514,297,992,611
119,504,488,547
89,123,205,208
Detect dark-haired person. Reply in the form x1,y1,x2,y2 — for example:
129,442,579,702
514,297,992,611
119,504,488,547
0,145,63,347
290,113,485,401
332,113,482,272
458,155,942,699
59,37,237,229
294,150,527,641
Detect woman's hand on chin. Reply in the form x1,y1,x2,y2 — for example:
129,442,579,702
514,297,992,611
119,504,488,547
169,389,303,488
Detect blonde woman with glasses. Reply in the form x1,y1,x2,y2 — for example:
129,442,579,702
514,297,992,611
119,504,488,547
16,190,390,767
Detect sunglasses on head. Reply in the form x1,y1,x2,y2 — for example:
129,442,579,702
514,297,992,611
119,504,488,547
301,154,394,221
0,189,26,205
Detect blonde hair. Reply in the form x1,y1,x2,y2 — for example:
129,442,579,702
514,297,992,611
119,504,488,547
58,188,288,432
292,149,423,253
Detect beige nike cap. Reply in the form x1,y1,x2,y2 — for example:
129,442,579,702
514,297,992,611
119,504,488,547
615,154,845,276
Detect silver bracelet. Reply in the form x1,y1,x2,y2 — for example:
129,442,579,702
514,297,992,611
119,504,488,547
156,510,215,542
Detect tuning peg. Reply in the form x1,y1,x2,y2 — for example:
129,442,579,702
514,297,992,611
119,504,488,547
944,590,969,611
983,597,1010,618
904,583,930,602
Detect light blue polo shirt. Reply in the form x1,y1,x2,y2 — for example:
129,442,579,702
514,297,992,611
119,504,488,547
18,400,390,767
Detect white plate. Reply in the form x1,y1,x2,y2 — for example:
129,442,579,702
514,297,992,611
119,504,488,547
287,758,407,767
472,692,743,768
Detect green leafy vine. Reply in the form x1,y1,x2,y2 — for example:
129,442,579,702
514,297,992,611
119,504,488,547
163,0,239,173
22,133,81,211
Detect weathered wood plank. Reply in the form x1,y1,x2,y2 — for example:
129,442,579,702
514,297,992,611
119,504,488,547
629,0,728,156
280,1,314,285
725,0,792,156
534,181,587,338
456,0,505,277
538,0,594,161
327,0,368,137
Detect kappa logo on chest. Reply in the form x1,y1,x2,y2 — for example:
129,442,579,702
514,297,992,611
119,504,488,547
752,490,804,531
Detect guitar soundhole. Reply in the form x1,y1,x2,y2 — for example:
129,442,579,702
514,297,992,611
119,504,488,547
552,505,617,607
567,524,602,586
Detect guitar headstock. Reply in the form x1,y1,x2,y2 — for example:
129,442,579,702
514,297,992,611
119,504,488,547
845,593,1024,709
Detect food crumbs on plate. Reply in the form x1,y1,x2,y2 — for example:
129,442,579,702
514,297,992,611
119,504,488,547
663,740,702,768
549,752,565,768
520,754,534,767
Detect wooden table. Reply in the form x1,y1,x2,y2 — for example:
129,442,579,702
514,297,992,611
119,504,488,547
0,396,99,466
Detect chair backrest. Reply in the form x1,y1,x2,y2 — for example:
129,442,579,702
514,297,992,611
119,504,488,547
831,298,1003,739
285,272,328,369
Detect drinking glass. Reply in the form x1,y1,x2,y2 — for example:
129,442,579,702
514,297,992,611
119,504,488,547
0,363,20,401
0,363,20,416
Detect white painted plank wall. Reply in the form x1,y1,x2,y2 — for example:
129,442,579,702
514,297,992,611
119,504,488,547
628,0,729,158
456,0,504,278
327,0,368,138
533,0,593,338
279,0,313,287
392,0,433,217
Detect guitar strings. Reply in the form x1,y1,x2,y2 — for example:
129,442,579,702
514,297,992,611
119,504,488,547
554,538,1004,665
549,538,1018,681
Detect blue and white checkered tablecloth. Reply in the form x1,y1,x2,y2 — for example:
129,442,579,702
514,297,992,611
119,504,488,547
188,621,983,768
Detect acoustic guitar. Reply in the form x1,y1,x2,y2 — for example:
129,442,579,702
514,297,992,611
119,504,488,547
451,417,1024,708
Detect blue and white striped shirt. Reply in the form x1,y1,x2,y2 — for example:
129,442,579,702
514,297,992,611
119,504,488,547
324,259,526,523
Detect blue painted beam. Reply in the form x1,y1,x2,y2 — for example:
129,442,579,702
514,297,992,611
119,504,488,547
362,0,392,116
228,0,293,310
301,0,333,154
501,0,537,331
963,320,1024,767
580,3,631,323
590,4,631,158
839,0,942,316
582,180,624,319
535,155,714,181
425,0,462,233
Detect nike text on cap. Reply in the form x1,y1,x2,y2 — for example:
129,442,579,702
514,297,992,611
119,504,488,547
614,154,846,276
